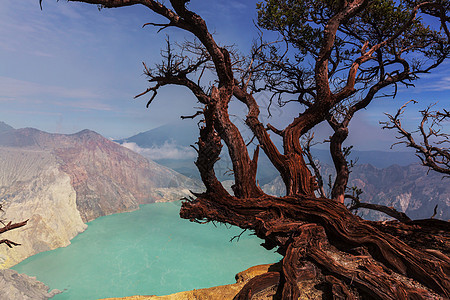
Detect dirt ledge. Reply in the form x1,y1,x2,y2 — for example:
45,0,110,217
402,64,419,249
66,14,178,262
100,264,281,300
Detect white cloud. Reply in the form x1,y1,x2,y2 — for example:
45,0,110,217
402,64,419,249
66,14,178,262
121,141,196,160
414,76,450,92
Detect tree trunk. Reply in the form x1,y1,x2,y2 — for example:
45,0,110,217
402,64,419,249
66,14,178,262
280,153,316,197
329,126,349,203
181,193,450,299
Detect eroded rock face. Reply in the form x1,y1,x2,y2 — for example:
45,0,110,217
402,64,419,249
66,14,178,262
0,124,202,267
346,164,450,220
0,128,200,222
0,148,87,268
0,268,61,300
52,130,158,222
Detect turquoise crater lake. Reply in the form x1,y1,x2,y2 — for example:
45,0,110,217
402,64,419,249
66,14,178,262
12,201,281,300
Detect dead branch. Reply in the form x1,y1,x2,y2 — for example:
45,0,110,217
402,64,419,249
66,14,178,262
180,110,203,120
0,239,21,248
0,219,28,235
0,217,28,249
382,101,450,176
346,194,412,223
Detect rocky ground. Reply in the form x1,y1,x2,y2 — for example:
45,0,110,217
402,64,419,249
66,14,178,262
100,264,277,300
100,263,323,300
0,269,60,300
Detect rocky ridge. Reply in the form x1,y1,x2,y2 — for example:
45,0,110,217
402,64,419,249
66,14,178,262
262,163,450,220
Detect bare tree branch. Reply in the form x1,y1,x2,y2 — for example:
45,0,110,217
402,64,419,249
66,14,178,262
382,101,450,176
0,210,28,249
301,133,326,198
346,194,412,223
180,110,203,120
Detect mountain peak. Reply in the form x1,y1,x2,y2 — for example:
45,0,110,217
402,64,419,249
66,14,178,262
77,129,96,134
0,121,14,132
72,129,102,138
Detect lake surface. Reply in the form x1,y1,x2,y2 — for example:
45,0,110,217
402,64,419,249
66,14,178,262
12,201,281,299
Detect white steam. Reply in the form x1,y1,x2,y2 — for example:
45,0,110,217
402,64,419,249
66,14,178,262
121,141,196,160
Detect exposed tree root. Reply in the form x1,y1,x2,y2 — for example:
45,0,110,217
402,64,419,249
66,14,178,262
181,194,450,299
234,272,280,300
370,219,450,256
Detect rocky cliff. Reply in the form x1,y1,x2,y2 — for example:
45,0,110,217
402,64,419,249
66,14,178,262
0,147,87,267
0,124,201,268
346,164,450,220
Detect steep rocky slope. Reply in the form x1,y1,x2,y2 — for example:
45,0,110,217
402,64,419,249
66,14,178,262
0,147,87,267
347,164,450,220
0,124,201,267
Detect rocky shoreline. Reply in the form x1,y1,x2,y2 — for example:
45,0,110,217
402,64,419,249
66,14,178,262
0,269,60,300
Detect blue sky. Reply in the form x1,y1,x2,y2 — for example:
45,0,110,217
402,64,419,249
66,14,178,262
0,0,449,152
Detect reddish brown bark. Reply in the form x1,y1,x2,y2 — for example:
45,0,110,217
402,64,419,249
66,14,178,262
234,272,280,300
329,125,349,203
181,193,450,299
233,86,316,197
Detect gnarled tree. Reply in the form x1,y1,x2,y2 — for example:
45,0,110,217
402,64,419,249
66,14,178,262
47,0,449,299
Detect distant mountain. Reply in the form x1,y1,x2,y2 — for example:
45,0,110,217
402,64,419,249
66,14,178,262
117,121,418,183
0,122,201,267
115,121,198,149
307,148,418,169
262,163,449,221
0,121,14,133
